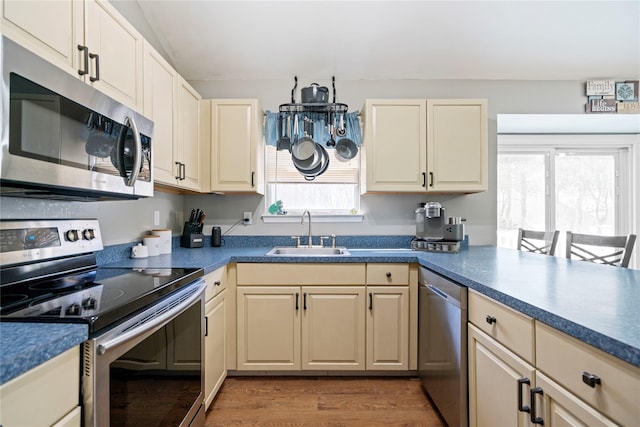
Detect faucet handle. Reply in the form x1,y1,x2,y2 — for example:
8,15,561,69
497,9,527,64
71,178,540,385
320,236,329,247
331,234,336,248
291,236,301,247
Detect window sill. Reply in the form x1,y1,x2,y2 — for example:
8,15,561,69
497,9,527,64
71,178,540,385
261,214,364,223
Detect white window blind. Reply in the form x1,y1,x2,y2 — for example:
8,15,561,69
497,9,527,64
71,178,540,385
265,145,361,214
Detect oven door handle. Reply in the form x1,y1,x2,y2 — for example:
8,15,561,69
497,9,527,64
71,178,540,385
96,281,205,356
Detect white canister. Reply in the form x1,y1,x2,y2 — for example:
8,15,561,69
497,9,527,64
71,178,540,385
131,244,149,258
152,229,172,254
143,235,161,256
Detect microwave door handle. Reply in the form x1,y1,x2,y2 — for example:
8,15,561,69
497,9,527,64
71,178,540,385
123,116,142,186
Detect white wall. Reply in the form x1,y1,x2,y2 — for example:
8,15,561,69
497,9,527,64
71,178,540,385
0,191,184,246
186,78,587,245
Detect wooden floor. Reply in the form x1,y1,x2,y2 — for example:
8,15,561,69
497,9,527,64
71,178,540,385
204,377,447,427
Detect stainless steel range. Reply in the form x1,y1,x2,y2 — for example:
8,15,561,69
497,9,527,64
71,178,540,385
0,219,206,427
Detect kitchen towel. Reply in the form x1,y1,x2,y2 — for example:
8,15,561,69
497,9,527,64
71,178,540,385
152,229,172,254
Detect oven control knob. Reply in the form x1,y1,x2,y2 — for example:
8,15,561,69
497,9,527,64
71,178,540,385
82,229,96,240
65,230,80,242
82,297,97,310
66,303,81,316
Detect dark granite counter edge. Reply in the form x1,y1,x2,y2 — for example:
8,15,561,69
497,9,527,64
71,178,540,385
102,247,639,367
419,259,640,367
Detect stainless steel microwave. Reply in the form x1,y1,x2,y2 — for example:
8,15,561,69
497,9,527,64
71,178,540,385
0,36,153,201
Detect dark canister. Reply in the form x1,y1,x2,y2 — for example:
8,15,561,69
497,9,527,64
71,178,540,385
212,226,221,247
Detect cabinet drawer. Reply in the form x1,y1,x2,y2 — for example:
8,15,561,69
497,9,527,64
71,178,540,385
536,322,640,427
205,266,227,302
366,263,409,285
237,263,366,285
468,290,534,364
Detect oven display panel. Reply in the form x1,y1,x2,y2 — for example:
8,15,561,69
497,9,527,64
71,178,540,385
0,227,61,253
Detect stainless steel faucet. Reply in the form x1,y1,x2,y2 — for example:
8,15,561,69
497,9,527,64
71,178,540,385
301,210,312,247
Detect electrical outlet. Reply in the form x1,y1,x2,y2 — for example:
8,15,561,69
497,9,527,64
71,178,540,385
153,211,160,226
243,211,252,225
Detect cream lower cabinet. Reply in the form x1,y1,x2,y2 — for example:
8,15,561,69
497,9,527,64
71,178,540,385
366,286,409,370
204,267,228,410
236,286,366,371
468,324,535,427
533,322,639,427
362,98,487,194
0,347,81,427
469,290,640,427
366,263,410,371
209,99,264,194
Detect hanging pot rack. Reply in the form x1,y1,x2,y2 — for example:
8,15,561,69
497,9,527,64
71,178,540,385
278,76,348,115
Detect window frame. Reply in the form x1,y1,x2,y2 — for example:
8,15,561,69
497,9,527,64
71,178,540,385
262,145,364,223
497,134,636,266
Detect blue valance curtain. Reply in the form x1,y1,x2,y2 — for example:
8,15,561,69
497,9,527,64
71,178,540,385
264,111,362,148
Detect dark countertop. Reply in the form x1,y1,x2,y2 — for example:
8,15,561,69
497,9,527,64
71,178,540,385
0,323,88,384
2,244,638,385
110,245,640,367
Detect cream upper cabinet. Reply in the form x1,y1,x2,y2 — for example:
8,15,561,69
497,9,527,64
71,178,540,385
176,77,203,191
143,44,203,191
302,286,366,371
362,98,487,194
426,99,488,193
363,99,427,192
1,0,83,74
2,0,144,111
209,99,264,194
366,286,409,370
84,0,143,111
0,347,81,427
143,41,178,185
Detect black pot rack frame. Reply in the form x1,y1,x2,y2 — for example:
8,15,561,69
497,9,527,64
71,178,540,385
278,76,348,115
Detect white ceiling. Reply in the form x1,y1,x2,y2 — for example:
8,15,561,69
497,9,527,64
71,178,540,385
136,1,640,82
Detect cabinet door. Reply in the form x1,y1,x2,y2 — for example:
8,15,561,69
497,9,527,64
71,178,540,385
468,324,535,427
177,77,202,191
366,286,409,370
85,0,143,111
1,0,84,76
426,99,487,193
210,99,264,193
143,41,178,186
535,372,619,427
301,286,366,370
0,347,80,427
363,99,427,192
237,286,300,370
204,289,227,410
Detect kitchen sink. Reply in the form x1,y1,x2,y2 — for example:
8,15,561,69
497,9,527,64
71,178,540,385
266,246,351,256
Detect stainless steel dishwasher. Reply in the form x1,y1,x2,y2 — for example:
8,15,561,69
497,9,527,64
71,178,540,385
418,266,468,427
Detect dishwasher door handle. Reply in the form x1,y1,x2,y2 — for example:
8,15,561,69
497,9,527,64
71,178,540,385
427,284,449,300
